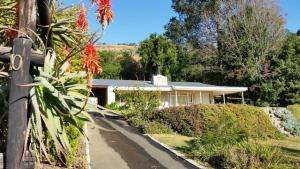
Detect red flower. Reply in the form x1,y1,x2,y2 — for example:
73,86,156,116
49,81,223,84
83,42,102,74
76,4,88,32
96,0,113,31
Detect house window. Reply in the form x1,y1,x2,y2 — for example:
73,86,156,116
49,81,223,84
170,92,193,106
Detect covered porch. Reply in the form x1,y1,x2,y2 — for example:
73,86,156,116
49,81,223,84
159,87,246,108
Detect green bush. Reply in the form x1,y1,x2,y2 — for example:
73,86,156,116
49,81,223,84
0,116,7,152
149,104,281,139
0,86,8,153
148,105,204,136
142,122,173,134
185,140,290,169
228,141,290,169
114,90,160,125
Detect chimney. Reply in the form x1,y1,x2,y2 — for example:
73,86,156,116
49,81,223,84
152,74,168,86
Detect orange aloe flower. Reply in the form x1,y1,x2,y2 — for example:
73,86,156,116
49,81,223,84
96,0,113,31
76,4,88,33
83,42,102,74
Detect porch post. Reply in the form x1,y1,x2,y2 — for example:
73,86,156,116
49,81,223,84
199,91,202,104
223,92,226,104
169,92,172,107
175,90,178,106
242,92,245,105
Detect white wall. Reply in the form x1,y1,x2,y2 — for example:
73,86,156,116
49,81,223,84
107,86,116,105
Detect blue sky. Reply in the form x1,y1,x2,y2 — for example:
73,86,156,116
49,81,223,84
65,0,299,44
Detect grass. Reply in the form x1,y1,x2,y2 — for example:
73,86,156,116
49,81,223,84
288,104,300,122
149,134,212,168
151,134,300,168
149,134,194,149
259,137,300,167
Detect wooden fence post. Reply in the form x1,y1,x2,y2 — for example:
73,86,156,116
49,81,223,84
6,38,32,169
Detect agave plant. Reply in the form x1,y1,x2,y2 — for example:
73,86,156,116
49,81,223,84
27,50,100,163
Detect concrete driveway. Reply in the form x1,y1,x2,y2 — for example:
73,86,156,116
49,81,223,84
87,115,197,169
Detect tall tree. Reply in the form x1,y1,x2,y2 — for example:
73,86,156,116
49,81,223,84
259,33,300,106
166,0,286,104
219,0,285,85
138,34,178,80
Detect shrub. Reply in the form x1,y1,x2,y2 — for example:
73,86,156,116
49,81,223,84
273,108,300,136
0,116,7,152
185,140,290,169
114,90,160,125
149,104,281,139
228,141,290,169
148,105,204,137
142,122,173,134
0,86,8,153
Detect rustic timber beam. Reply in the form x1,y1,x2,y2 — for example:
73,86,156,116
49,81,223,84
37,0,53,48
0,46,44,66
6,0,36,168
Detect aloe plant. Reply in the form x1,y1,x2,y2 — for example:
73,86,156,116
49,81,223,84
27,50,100,163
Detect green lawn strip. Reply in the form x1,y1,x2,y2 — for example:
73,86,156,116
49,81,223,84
149,134,194,149
149,134,213,168
259,137,300,167
287,104,300,122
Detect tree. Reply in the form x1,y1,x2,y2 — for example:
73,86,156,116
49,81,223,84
166,0,286,104
95,50,122,79
138,34,178,80
259,34,300,106
219,0,285,85
120,50,140,80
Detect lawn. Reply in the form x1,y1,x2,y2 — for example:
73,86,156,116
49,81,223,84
151,134,300,168
150,134,194,149
260,137,300,165
288,104,300,122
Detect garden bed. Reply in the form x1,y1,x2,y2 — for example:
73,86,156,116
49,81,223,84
34,136,88,169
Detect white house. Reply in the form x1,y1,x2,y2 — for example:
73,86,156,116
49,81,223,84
92,75,248,108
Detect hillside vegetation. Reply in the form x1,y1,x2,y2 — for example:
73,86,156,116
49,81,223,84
288,104,300,122
148,104,281,139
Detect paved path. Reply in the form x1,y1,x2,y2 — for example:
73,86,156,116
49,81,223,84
88,115,197,169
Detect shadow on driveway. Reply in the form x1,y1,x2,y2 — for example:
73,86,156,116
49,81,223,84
88,113,198,169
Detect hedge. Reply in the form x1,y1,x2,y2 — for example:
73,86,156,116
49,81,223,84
148,104,281,139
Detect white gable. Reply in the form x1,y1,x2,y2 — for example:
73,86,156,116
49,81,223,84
152,75,168,86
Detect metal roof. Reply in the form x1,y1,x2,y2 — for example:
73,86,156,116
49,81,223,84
93,79,217,88
92,79,248,94
92,79,153,87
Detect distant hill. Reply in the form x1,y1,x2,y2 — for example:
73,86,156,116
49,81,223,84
97,44,140,61
97,44,138,52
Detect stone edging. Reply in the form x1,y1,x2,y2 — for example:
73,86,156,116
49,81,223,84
145,134,206,169
83,124,91,169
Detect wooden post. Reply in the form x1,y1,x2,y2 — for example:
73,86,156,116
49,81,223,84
199,91,202,104
6,38,32,169
223,92,226,104
37,0,53,48
6,0,36,168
